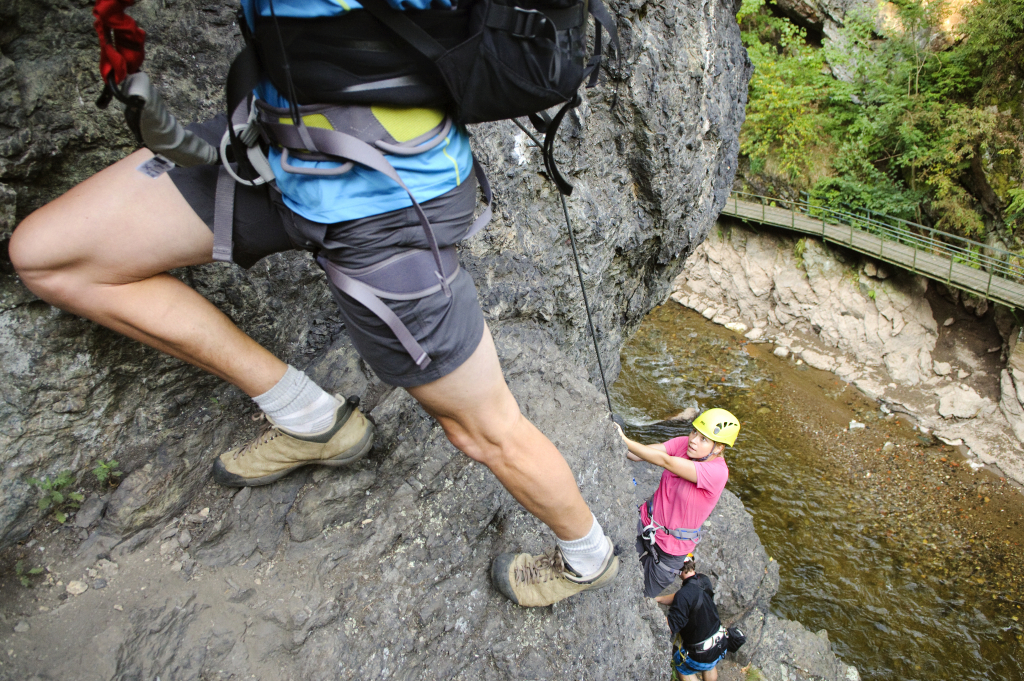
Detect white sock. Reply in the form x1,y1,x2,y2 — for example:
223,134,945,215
253,366,341,434
557,515,610,577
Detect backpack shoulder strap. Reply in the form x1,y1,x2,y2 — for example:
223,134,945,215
358,0,449,61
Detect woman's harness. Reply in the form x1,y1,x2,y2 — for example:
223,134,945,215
638,498,702,576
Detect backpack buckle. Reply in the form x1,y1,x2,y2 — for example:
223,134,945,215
510,7,548,39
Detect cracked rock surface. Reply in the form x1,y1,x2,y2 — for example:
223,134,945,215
0,0,846,678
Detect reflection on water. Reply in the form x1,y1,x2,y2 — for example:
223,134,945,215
612,303,1023,681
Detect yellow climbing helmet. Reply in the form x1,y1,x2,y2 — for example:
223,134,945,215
692,408,741,447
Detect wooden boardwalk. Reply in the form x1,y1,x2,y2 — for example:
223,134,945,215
720,195,1024,309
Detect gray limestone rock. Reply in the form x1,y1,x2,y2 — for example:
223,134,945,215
936,383,992,419
739,612,856,681
0,0,751,550
73,495,107,529
0,0,857,678
675,224,939,385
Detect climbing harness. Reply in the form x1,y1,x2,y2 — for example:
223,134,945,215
637,497,702,573
684,626,728,656
213,5,499,369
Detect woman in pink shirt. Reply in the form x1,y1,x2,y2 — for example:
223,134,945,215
616,408,740,597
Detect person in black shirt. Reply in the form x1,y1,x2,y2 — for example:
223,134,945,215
654,555,729,681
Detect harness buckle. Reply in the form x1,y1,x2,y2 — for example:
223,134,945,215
510,8,548,39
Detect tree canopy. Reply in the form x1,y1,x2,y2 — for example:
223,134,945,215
739,0,1024,242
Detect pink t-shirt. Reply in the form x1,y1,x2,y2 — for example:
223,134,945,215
639,435,729,556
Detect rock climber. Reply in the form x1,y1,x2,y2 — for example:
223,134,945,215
9,0,618,608
616,408,738,597
654,554,729,681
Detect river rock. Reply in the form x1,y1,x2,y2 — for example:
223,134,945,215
936,384,991,419
66,580,88,596
800,348,836,371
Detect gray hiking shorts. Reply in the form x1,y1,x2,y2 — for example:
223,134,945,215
168,115,485,388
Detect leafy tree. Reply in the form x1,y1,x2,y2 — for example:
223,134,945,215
739,0,1024,243
738,0,832,181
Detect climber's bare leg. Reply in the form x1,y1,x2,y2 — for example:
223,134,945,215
9,148,287,397
407,325,593,541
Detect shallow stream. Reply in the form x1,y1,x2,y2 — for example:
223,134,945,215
613,303,1024,681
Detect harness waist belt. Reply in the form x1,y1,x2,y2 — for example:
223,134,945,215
686,626,728,655
643,499,702,542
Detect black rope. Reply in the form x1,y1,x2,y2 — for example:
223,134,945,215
512,119,615,415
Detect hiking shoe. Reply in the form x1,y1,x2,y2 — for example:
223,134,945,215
490,537,619,607
211,396,374,487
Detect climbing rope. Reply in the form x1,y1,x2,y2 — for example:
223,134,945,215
513,119,616,417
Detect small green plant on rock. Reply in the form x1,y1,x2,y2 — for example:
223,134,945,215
793,238,807,267
27,471,84,524
15,560,43,588
92,459,122,486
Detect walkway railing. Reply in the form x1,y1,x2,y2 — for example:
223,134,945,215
720,190,1024,309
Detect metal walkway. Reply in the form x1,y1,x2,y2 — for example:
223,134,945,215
719,191,1024,309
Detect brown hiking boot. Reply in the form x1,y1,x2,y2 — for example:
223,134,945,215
490,537,619,607
211,396,374,487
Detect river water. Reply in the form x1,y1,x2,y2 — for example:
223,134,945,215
612,302,1024,681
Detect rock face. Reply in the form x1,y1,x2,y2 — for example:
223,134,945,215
0,0,862,679
770,0,876,42
674,221,939,385
5,442,856,681
0,0,750,546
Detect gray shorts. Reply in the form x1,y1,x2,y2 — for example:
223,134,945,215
168,116,485,388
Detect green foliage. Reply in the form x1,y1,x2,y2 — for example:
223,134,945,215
15,561,44,588
1007,187,1024,231
740,0,1024,242
793,237,807,266
91,459,122,486
27,471,84,524
739,0,832,181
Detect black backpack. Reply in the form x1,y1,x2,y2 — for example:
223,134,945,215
227,0,619,194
